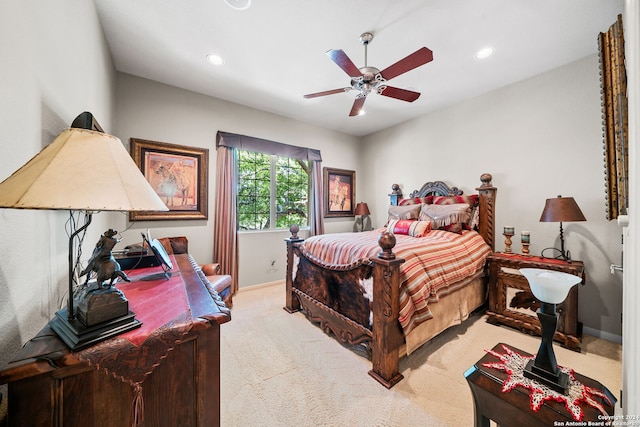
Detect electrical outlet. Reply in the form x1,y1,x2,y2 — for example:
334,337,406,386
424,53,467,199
267,259,278,272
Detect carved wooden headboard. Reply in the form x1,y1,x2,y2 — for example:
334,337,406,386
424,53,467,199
387,174,496,251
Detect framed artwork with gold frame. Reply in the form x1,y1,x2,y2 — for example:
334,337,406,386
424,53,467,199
323,167,355,218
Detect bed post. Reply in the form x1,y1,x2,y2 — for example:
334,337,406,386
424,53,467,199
476,173,497,251
368,232,405,388
284,224,303,313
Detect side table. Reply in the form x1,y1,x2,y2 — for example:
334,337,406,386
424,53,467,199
486,253,584,351
465,343,616,427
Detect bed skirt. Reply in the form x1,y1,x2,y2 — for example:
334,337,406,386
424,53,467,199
402,276,486,355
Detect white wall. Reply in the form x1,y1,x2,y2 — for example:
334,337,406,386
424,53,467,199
361,55,623,339
0,0,117,367
622,0,638,415
113,73,362,287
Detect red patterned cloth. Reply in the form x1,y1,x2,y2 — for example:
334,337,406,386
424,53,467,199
482,344,613,421
498,252,572,265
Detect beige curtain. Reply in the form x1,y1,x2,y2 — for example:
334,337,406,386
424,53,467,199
310,160,324,236
213,145,239,294
599,14,629,220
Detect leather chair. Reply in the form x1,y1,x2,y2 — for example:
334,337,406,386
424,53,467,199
157,236,233,308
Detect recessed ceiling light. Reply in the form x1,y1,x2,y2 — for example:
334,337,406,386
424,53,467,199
206,54,225,66
224,0,251,10
474,47,495,59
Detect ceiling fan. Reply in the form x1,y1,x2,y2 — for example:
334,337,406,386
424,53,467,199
304,32,433,117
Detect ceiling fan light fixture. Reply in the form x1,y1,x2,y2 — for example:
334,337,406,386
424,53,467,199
474,47,495,59
206,53,225,66
304,33,433,116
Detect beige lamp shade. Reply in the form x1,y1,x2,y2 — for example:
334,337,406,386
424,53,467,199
0,128,168,212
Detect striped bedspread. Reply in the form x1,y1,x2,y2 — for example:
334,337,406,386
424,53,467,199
301,229,491,333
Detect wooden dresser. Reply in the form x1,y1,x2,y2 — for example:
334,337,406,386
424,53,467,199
0,254,231,427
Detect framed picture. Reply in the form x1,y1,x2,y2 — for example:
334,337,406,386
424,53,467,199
129,138,208,221
323,167,355,217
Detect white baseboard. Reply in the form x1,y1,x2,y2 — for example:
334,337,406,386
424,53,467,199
583,326,622,344
238,280,284,292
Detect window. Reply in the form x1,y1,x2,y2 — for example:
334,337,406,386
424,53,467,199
237,149,310,230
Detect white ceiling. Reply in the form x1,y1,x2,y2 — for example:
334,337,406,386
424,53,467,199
94,0,623,137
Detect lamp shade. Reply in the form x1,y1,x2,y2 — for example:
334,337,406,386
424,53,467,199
539,196,586,223
519,268,581,304
0,128,168,212
355,202,370,216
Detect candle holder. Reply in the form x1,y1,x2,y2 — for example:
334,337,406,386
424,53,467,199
521,231,530,255
503,226,515,253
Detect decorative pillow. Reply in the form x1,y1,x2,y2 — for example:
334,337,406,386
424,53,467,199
427,195,479,206
426,195,480,230
386,219,432,237
440,222,464,233
387,204,421,221
419,204,471,234
398,197,429,206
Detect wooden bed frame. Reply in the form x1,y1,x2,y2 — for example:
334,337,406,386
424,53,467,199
284,173,497,388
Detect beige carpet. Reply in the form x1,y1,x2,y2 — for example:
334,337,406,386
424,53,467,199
220,281,622,427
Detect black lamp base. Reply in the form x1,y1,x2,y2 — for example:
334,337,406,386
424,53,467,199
49,308,141,351
523,358,570,394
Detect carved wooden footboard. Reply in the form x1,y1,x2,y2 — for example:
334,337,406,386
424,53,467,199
284,173,497,388
285,231,406,388
286,243,374,344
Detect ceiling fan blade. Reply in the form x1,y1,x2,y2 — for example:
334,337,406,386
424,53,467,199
380,47,433,81
327,49,364,77
349,95,367,117
303,87,351,99
377,86,421,102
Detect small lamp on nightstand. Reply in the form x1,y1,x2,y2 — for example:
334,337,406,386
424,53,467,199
353,202,372,232
519,268,582,394
540,195,586,260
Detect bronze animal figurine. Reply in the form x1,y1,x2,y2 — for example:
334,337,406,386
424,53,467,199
80,229,131,288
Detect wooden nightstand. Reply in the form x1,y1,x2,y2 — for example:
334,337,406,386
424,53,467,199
485,253,584,351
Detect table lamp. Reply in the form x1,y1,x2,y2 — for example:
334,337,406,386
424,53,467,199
519,268,582,394
539,195,586,260
353,202,371,232
0,115,168,350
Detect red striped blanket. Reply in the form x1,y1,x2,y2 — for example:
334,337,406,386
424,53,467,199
301,229,491,333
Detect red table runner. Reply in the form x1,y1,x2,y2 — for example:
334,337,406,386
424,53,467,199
482,344,613,421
